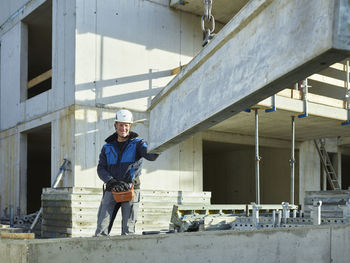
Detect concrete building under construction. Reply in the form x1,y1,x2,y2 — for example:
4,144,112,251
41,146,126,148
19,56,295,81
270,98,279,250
1,0,350,262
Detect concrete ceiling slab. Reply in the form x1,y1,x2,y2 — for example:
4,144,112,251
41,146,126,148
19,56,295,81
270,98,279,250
170,0,249,24
209,108,350,142
149,0,350,153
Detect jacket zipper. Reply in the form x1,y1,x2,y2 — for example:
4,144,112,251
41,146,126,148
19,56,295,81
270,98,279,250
116,141,129,166
109,146,117,161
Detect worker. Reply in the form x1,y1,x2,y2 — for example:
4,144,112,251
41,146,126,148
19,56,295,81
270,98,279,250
94,109,159,236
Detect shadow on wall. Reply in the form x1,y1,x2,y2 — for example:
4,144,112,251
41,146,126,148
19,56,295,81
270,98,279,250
75,69,170,107
74,0,202,107
70,0,203,173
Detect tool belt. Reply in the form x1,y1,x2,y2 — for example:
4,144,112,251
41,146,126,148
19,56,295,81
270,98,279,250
112,185,134,202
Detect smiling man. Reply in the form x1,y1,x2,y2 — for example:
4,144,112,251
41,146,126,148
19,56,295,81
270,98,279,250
95,109,159,236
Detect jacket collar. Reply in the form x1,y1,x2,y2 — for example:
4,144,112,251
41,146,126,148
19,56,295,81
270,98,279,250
105,131,138,143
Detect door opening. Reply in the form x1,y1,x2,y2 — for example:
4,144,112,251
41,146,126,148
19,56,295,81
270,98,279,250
26,124,51,214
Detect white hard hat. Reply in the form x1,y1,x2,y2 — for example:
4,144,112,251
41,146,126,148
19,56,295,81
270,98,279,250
115,109,133,123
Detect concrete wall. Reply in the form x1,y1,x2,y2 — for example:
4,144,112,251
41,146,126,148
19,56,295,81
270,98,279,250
0,104,203,217
72,0,204,189
0,0,76,131
0,0,29,26
73,104,203,191
0,0,204,216
204,145,299,204
74,0,202,111
0,107,75,216
0,22,24,129
1,0,345,221
1,223,350,263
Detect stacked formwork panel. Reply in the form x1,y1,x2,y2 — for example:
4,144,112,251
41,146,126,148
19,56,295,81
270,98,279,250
41,187,211,237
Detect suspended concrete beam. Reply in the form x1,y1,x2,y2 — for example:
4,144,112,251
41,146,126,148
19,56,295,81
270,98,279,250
148,0,350,153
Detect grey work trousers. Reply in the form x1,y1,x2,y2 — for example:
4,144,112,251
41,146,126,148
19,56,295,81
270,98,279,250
127,189,140,234
94,189,140,236
94,191,131,236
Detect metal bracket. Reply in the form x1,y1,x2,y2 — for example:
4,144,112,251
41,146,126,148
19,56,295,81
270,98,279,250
265,95,276,112
311,201,322,225
298,79,311,118
251,202,262,228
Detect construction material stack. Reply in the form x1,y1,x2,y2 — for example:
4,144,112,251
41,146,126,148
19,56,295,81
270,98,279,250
304,190,350,218
41,187,211,237
170,191,350,233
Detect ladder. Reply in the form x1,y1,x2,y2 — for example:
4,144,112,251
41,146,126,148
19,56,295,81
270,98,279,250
313,139,340,190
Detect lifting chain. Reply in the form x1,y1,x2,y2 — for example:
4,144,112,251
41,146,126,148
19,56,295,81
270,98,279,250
201,0,215,47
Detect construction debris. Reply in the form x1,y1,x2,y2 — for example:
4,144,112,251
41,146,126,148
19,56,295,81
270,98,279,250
170,192,350,233
304,190,350,218
0,212,41,232
170,203,299,232
0,233,35,239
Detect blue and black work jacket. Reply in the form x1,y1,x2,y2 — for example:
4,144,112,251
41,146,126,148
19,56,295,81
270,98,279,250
97,131,158,189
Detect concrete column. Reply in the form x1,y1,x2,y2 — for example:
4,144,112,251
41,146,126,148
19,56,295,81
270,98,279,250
18,132,27,214
299,140,321,210
179,135,203,191
51,107,75,187
335,151,342,189
19,22,28,102
0,23,22,129
52,0,76,109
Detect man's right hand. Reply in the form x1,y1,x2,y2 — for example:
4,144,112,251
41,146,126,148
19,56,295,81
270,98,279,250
106,178,118,191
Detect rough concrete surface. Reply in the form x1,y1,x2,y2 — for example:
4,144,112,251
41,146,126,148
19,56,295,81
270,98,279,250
1,223,349,263
149,0,350,153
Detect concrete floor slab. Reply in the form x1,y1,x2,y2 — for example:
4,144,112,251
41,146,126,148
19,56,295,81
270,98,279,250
210,108,349,142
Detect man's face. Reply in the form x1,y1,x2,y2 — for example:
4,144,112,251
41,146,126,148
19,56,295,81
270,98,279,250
115,122,131,139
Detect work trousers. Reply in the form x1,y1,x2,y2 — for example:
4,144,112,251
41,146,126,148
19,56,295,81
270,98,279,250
94,191,131,236
127,189,140,234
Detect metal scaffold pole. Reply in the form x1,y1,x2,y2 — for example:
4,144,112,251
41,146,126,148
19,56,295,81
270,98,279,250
290,116,295,205
343,59,350,125
255,109,260,204
347,60,350,121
